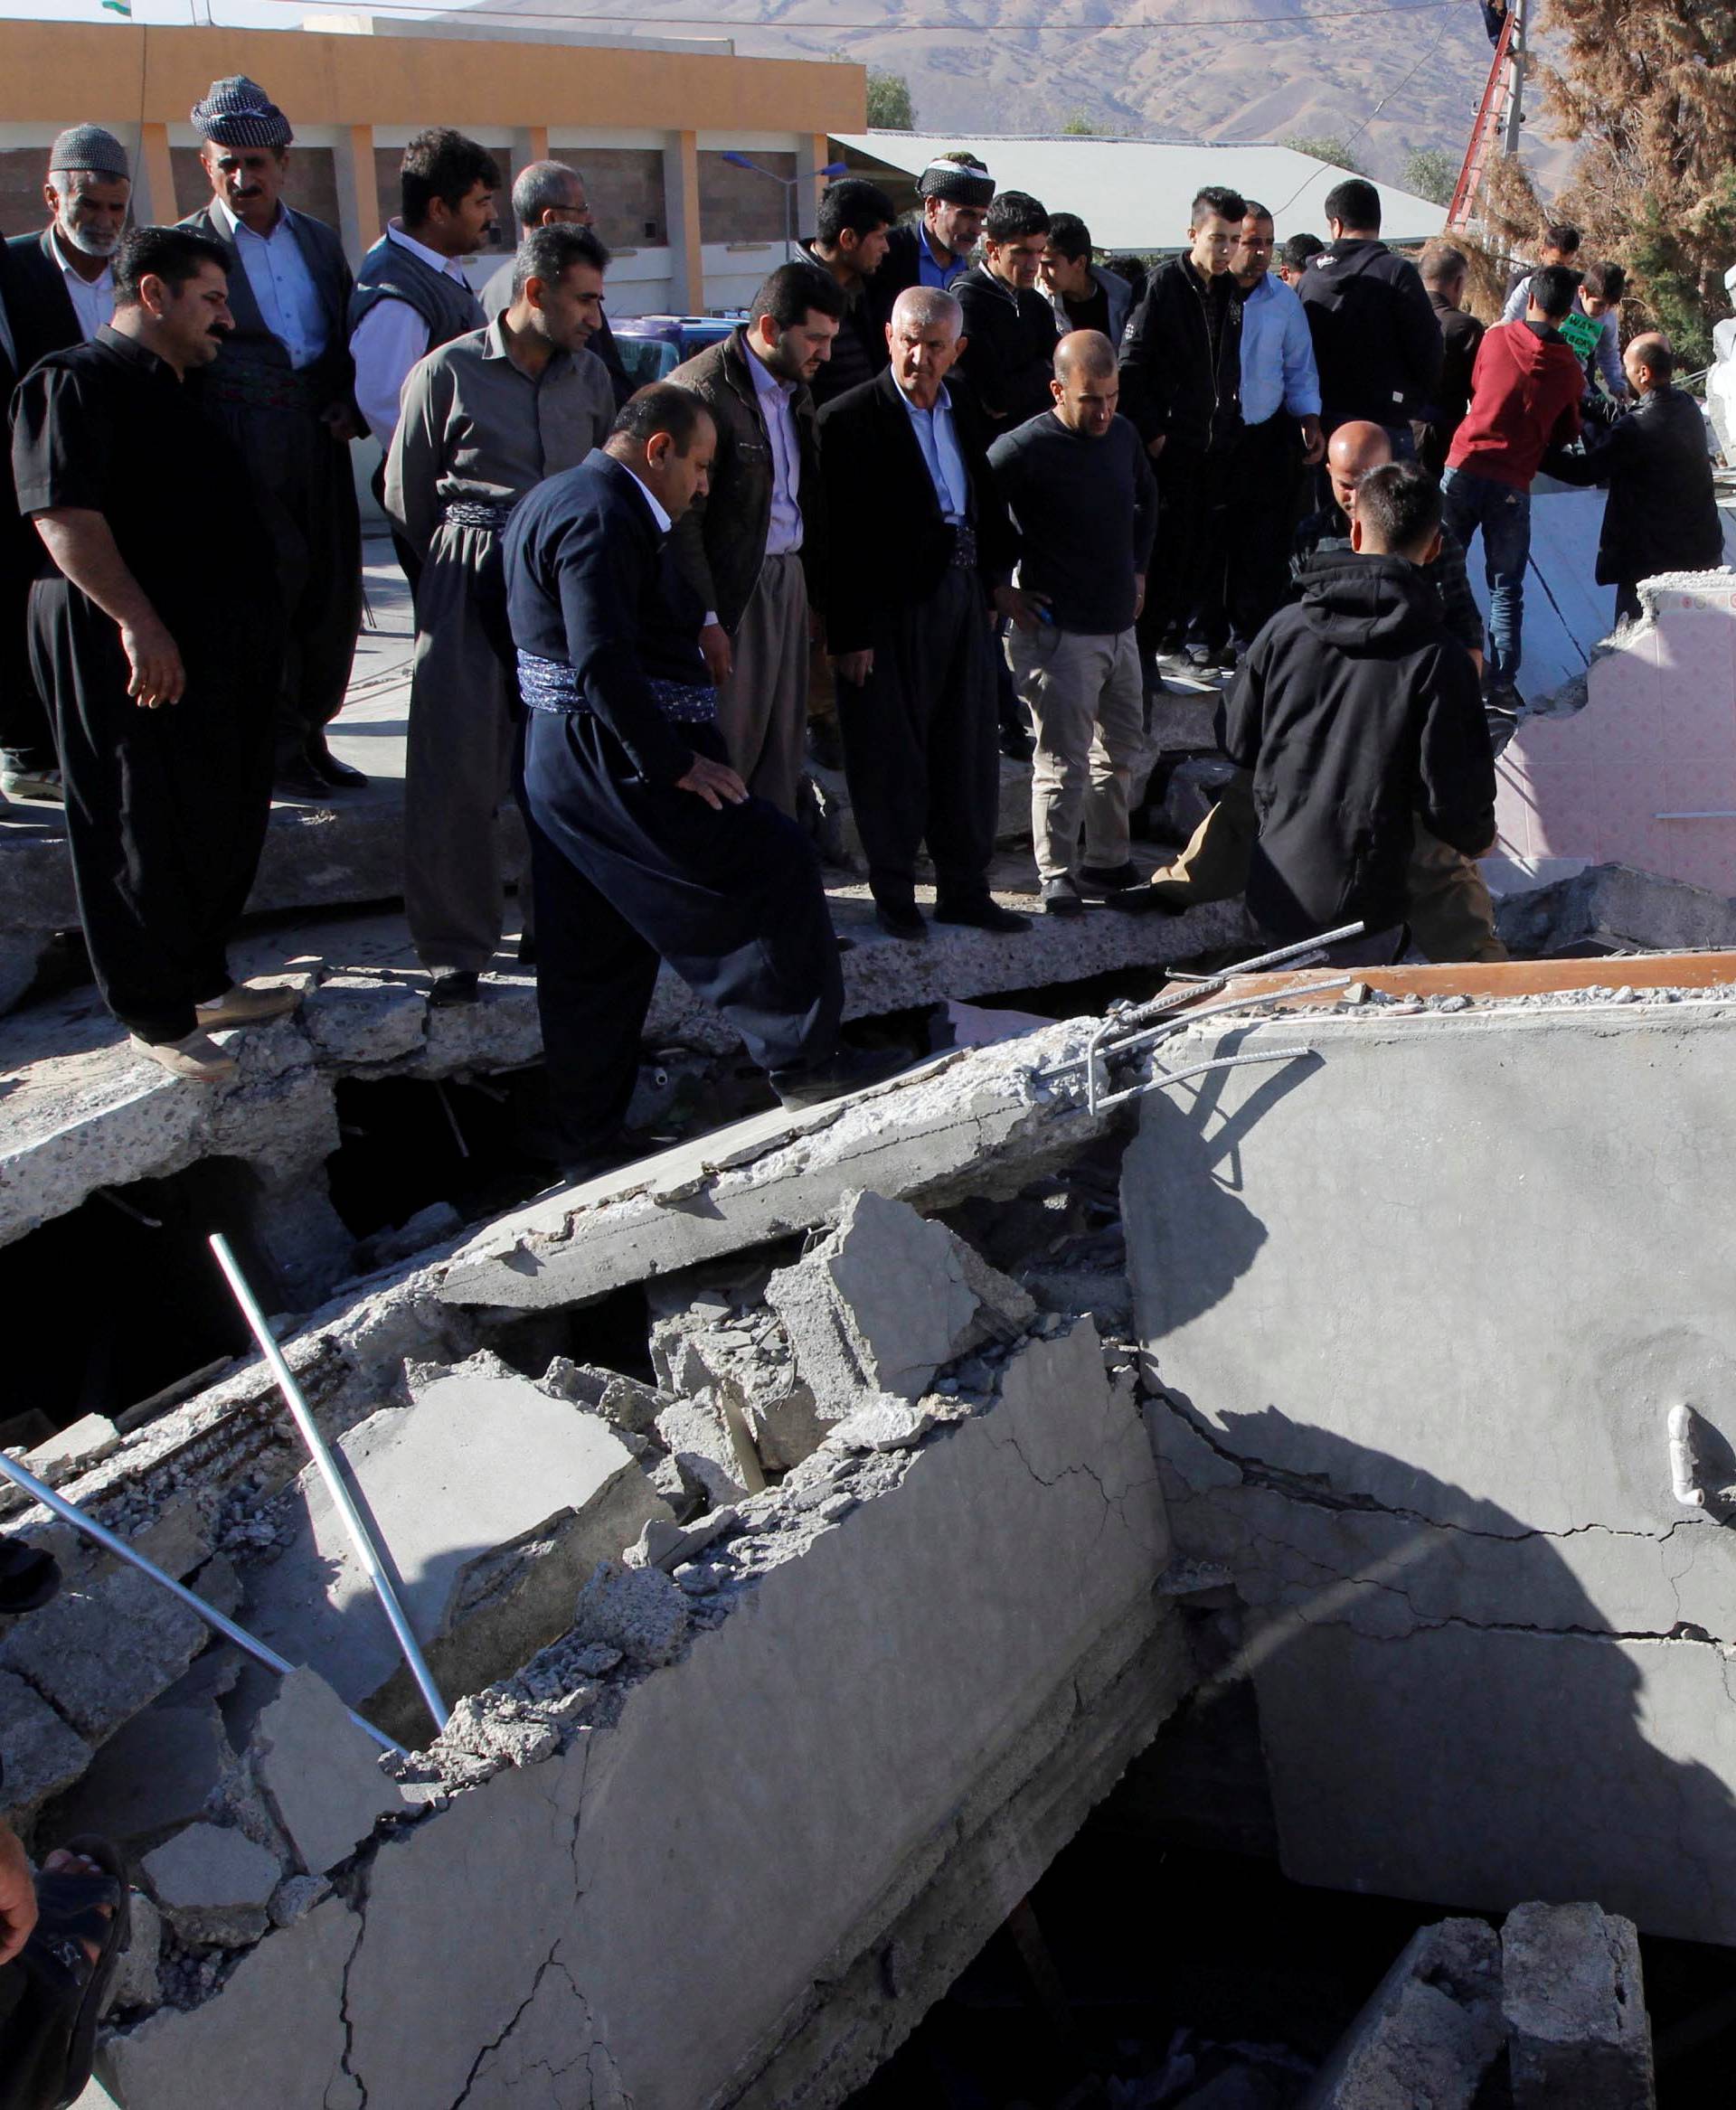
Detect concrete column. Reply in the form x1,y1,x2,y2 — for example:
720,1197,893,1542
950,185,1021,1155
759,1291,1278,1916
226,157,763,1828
663,129,703,313
795,133,833,251
132,122,176,229
333,123,379,264
506,127,550,239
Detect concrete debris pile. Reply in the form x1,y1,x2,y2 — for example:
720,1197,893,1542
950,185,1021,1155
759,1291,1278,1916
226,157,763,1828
61,1190,1178,2107
1306,1902,1655,2109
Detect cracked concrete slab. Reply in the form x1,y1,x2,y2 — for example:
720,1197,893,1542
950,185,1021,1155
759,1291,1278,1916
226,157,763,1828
97,1318,1181,2108
1126,993,1736,1944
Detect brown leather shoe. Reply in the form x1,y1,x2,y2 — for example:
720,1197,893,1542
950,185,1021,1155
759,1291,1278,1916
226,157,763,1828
127,1030,238,1083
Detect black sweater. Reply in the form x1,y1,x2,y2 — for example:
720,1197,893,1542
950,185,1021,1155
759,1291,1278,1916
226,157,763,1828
954,264,1061,428
987,410,1157,635
1221,551,1495,939
1297,237,1444,430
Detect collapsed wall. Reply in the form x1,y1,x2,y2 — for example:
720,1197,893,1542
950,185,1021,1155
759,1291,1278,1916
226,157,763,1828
1127,977,1736,1946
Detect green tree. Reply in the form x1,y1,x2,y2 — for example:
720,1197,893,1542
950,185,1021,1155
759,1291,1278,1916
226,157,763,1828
1282,133,1370,175
1061,110,1097,136
1401,146,1458,206
865,67,915,130
1539,0,1736,366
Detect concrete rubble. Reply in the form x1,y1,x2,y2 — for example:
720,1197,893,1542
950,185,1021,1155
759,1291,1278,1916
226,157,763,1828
9,957,1731,2100
1306,1902,1655,2110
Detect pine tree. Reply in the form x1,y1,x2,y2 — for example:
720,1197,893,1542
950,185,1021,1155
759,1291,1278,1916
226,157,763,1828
1539,0,1736,361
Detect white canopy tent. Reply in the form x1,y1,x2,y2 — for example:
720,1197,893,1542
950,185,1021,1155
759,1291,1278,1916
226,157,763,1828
829,131,1448,251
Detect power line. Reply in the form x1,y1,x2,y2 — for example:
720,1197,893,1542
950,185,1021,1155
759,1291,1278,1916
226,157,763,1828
238,0,1471,35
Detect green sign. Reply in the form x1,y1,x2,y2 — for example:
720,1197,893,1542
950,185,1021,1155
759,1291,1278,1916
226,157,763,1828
1559,308,1602,361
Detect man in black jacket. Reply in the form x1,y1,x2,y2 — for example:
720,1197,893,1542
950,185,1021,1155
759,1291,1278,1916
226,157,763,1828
794,178,895,409
1117,183,1247,676
1222,462,1495,958
1418,240,1483,478
869,153,995,329
181,74,367,799
1543,333,1724,623
1297,178,1443,454
956,192,1061,429
668,265,843,815
507,386,891,1170
819,286,1030,942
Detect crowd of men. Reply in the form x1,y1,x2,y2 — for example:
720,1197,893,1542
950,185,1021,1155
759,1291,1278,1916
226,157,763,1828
0,94,1726,1166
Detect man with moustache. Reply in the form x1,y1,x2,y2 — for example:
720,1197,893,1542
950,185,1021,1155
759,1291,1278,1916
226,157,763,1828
956,191,1061,429
667,262,844,815
11,228,295,1083
386,223,616,1004
872,152,995,322
180,74,366,799
0,126,133,802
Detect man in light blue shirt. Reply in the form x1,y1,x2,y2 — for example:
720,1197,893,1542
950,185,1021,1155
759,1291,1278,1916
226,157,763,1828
183,75,365,796
1226,203,1325,655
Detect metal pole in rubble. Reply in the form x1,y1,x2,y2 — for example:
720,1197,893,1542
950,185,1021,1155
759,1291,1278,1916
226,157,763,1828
208,1233,450,1739
0,1447,408,1757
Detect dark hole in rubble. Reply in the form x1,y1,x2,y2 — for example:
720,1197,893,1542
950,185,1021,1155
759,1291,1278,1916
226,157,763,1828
0,1158,270,1436
848,1738,1736,2109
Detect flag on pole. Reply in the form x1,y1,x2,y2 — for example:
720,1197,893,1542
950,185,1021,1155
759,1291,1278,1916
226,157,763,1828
100,1,132,15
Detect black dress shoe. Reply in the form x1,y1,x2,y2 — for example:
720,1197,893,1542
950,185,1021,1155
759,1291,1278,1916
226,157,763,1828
273,764,334,802
873,902,928,942
772,1043,917,1109
428,970,480,1007
1104,885,1186,917
998,722,1034,762
308,739,368,789
933,898,1031,935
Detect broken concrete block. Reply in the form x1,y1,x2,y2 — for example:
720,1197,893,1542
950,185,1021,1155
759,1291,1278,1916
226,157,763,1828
23,1414,120,1484
573,1559,689,1669
240,1363,668,1742
646,1276,823,1472
1502,1901,1656,2108
1301,1916,1504,2110
0,1667,91,1822
767,1191,1034,1424
249,1668,407,1876
627,1506,738,1573
652,1398,748,1504
0,1561,207,1743
269,1873,330,1927
351,1200,464,1275
108,1888,162,2014
50,1701,226,1851
141,1822,281,1947
434,1691,560,1772
827,1398,936,1453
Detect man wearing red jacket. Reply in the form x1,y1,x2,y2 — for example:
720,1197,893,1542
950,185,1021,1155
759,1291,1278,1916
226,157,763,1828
1440,263,1583,715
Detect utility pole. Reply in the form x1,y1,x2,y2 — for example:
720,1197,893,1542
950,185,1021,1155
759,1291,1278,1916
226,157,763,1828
1502,0,1528,156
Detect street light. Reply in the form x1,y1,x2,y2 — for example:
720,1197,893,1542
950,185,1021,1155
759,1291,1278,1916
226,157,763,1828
722,151,850,264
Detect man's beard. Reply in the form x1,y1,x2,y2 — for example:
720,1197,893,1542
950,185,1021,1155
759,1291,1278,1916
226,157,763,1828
59,212,121,259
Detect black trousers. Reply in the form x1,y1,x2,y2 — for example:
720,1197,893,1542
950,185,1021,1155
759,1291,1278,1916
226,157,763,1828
522,710,843,1158
29,581,275,1043
835,564,1000,911
209,402,362,773
1226,414,1303,652
1141,443,1234,653
0,525,54,774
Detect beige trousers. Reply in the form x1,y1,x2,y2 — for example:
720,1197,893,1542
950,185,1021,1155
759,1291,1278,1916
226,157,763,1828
715,552,809,818
1007,625,1146,879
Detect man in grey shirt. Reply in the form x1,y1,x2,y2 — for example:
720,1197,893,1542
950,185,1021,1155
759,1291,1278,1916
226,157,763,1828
386,223,615,1003
988,330,1156,912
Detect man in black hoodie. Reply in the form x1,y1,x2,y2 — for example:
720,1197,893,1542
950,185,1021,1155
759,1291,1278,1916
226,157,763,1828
1117,183,1246,676
1222,462,1495,959
1297,178,1442,456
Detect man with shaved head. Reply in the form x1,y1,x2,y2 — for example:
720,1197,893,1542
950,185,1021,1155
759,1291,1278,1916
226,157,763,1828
989,330,1157,912
818,285,1028,941
1543,332,1723,624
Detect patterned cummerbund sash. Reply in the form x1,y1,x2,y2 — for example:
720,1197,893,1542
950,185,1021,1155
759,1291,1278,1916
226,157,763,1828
517,651,719,726
206,363,326,414
949,522,979,570
441,497,520,534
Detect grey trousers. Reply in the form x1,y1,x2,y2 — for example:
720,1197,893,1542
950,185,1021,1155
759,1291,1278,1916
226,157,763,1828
404,521,522,975
1006,624,1145,879
715,551,810,818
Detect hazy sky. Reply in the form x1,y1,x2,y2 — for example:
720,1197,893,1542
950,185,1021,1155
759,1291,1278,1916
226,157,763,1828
0,0,473,25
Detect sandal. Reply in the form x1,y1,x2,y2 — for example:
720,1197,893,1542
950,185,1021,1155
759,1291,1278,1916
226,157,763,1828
0,1835,131,2110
